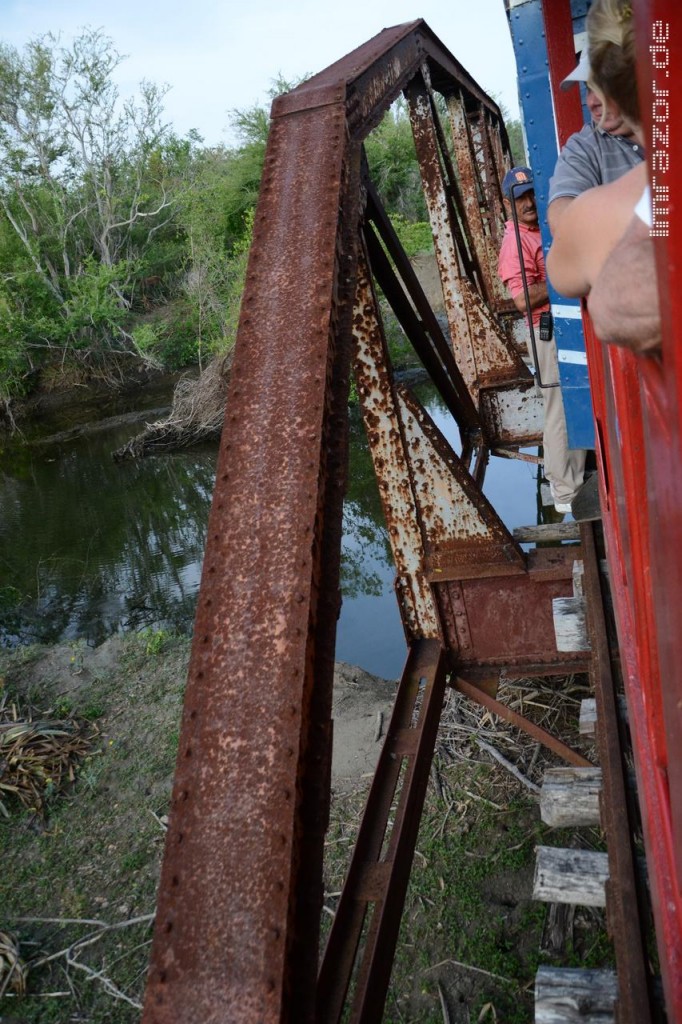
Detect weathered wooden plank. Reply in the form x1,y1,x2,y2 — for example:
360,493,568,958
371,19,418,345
540,481,554,508
540,767,602,827
533,846,609,906
513,522,581,543
552,597,591,652
535,966,617,1023
572,560,584,598
578,696,628,737
579,698,596,737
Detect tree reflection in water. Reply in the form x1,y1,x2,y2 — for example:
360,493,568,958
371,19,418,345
0,385,540,678
0,409,400,674
0,424,217,645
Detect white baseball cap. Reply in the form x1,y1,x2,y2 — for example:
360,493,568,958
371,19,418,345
561,50,591,91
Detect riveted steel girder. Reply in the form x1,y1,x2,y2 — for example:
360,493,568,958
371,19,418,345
141,20,576,1024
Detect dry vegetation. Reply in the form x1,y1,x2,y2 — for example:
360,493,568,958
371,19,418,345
0,638,612,1023
113,349,234,460
323,677,612,1023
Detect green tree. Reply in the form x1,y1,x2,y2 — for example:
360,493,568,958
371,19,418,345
0,29,179,381
171,77,301,368
365,99,428,222
506,117,525,166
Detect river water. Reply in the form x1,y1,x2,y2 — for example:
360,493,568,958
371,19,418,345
0,384,544,680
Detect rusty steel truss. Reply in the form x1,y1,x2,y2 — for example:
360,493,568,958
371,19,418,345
141,22,593,1024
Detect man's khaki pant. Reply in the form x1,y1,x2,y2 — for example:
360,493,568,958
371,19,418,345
532,332,586,506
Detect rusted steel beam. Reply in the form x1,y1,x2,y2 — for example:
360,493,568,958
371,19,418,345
426,81,483,291
405,69,487,395
581,522,654,1024
316,638,447,1023
272,20,511,148
352,245,440,640
447,95,507,306
364,182,480,436
472,110,508,248
478,380,546,447
492,446,543,465
433,548,588,672
363,215,479,436
142,98,361,1024
395,386,525,574
453,675,593,768
405,72,531,404
141,19,547,1024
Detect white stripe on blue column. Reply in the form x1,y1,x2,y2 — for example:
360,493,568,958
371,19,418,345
557,349,588,365
552,304,583,320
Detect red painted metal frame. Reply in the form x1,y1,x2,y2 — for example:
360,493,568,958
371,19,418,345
543,2,682,1020
540,0,584,148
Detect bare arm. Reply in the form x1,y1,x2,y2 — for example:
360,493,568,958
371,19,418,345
546,165,647,299
587,215,661,353
545,192,595,297
512,281,549,313
547,196,573,236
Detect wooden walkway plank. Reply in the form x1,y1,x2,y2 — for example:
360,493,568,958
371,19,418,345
535,966,617,1023
553,597,591,653
540,767,602,827
579,698,596,737
533,846,609,906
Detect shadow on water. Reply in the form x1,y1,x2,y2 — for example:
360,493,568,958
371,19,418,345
0,383,545,680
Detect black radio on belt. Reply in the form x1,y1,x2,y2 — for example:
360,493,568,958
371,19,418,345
539,310,553,341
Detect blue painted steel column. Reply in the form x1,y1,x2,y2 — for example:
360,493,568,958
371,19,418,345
505,0,594,449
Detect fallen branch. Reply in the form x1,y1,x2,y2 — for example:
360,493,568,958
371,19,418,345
476,738,540,794
113,349,233,460
437,980,452,1024
29,913,154,971
66,953,143,1010
425,957,516,986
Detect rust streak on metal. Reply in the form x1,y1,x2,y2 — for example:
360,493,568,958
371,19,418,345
352,245,439,640
479,381,545,447
395,385,525,570
434,550,587,671
447,93,500,305
406,72,478,392
406,74,529,405
142,98,358,1024
469,110,507,250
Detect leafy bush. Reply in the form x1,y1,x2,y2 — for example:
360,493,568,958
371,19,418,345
390,215,433,258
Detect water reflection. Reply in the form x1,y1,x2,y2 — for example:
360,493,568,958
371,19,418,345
0,407,404,674
0,426,216,645
0,385,542,680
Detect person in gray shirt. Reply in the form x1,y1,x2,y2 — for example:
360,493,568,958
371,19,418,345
547,49,646,520
548,51,644,234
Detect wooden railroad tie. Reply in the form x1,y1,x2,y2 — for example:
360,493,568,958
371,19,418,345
540,766,602,827
533,846,609,907
535,966,617,1023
